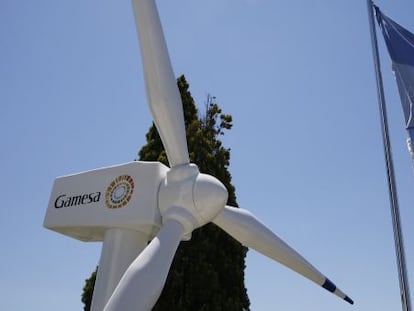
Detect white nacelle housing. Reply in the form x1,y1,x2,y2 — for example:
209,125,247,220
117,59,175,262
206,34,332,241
44,161,168,241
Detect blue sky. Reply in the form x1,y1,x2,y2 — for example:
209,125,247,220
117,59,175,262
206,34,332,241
1,0,414,310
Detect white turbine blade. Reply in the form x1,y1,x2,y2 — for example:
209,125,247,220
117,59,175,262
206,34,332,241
104,220,184,311
213,206,353,305
132,0,189,167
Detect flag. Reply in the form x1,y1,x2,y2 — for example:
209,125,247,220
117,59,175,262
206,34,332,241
374,6,414,163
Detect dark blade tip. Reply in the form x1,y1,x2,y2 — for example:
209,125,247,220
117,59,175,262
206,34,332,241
344,296,354,305
322,278,336,293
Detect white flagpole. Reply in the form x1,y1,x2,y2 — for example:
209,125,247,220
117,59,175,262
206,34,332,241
367,1,412,311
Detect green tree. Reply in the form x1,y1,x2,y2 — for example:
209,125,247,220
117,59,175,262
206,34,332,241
82,75,250,311
81,268,97,311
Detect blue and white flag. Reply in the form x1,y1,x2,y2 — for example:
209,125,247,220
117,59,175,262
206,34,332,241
375,6,414,162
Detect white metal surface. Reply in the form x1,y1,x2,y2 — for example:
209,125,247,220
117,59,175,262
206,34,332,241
158,164,228,237
132,0,189,167
91,228,149,311
44,161,168,241
104,220,184,311
213,206,350,302
103,163,228,309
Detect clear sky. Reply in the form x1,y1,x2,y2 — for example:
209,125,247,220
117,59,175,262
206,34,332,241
1,0,414,310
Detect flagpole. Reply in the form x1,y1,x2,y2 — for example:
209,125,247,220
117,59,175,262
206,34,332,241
367,1,412,311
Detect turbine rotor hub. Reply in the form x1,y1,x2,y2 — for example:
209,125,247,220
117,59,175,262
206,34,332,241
158,163,228,238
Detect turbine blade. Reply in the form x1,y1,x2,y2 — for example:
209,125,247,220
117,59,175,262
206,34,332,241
213,206,353,305
132,0,189,167
104,220,184,311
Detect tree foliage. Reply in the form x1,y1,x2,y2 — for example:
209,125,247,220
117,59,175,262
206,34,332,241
82,75,250,311
81,268,97,311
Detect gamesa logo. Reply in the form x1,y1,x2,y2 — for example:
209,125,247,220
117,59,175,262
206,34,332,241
105,175,135,209
54,192,101,209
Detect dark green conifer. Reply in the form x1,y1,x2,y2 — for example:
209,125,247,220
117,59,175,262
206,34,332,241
81,268,97,311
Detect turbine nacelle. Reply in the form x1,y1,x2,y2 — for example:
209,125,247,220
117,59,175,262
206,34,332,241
44,161,168,242
159,163,228,239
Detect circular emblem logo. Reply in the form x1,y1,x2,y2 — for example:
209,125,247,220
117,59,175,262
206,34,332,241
105,175,134,209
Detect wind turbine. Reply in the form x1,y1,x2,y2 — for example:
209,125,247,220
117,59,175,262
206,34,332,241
43,0,353,310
